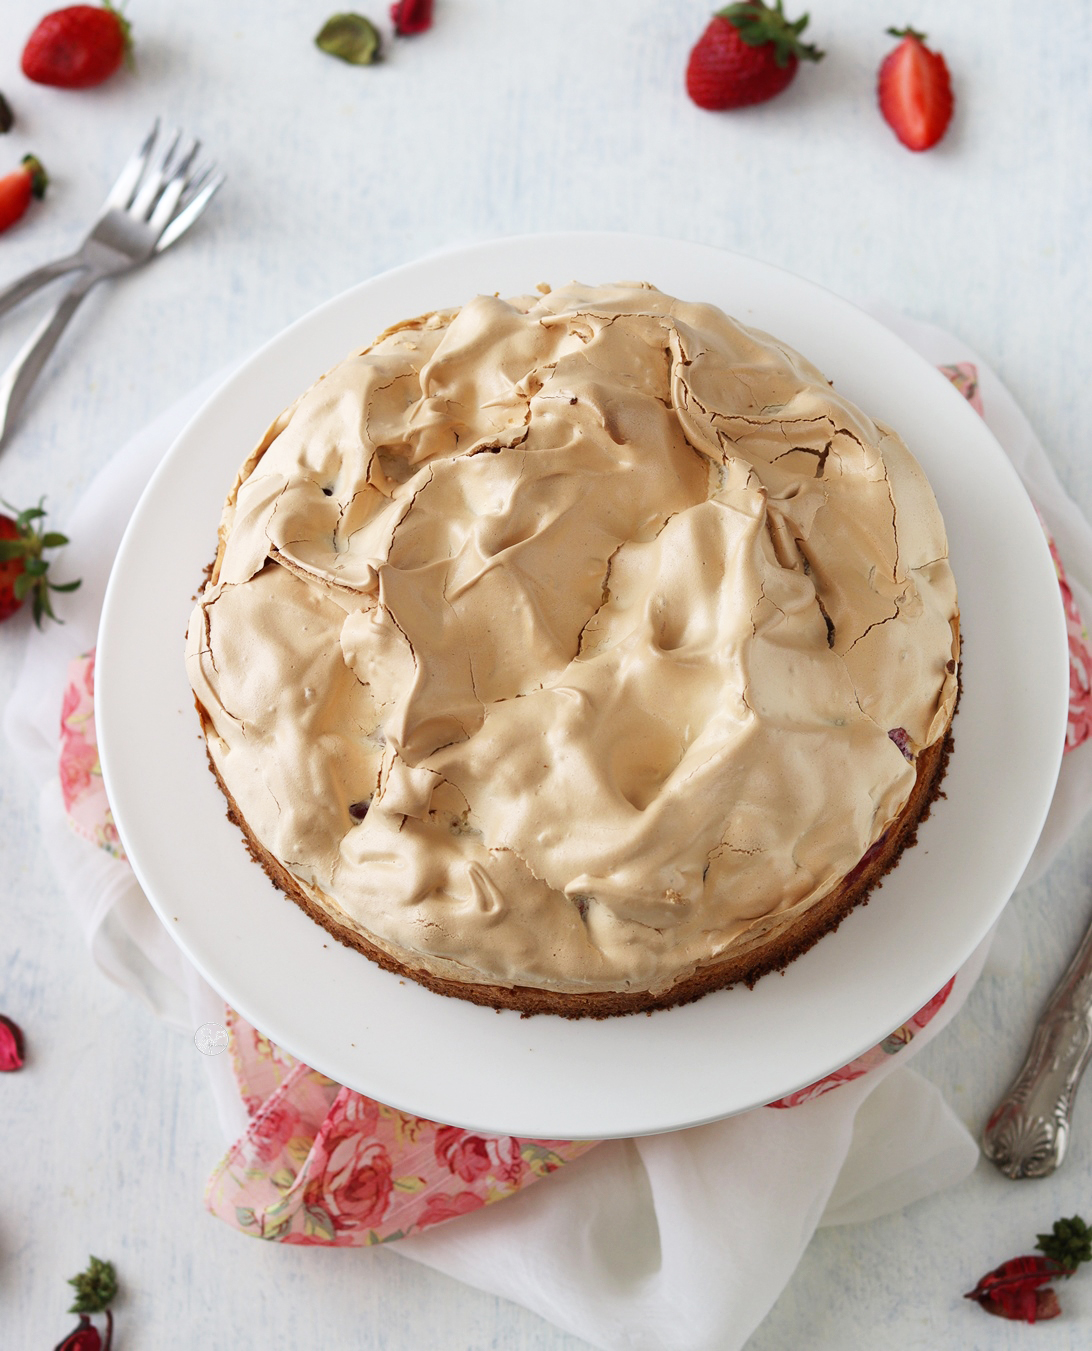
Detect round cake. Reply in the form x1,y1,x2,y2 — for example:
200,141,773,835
185,281,960,1017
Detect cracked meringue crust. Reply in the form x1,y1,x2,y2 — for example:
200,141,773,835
185,281,960,1017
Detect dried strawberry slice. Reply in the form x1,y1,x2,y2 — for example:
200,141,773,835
0,1014,25,1070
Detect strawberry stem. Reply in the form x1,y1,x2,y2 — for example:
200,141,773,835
716,1,824,68
102,0,135,71
67,1255,118,1316
886,26,928,42
21,154,47,199
1037,1216,1092,1271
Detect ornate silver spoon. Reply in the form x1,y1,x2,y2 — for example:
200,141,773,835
983,914,1092,1178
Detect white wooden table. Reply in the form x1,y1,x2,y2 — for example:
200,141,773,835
4,1,1092,1345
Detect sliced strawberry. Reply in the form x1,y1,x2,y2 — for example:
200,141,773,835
878,26,953,151
0,155,47,234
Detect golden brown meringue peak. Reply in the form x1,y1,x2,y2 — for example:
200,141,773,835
185,282,959,994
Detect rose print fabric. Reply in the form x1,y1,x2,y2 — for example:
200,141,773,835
55,360,1091,1245
205,1006,597,1245
937,361,1092,753
1047,531,1092,750
59,650,126,861
766,977,956,1108
938,361,984,416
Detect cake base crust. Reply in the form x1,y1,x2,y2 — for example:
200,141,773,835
201,704,954,1019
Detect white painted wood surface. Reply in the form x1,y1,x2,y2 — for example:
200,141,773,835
3,1,1092,1345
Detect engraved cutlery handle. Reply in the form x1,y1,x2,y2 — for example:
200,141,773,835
983,917,1092,1178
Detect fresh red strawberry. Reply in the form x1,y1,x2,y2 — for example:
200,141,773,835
0,500,80,627
686,2,823,111
0,155,47,234
878,26,953,151
21,2,131,89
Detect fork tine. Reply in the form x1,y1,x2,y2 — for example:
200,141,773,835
154,170,224,253
130,125,181,220
148,138,201,235
178,163,214,203
103,120,160,212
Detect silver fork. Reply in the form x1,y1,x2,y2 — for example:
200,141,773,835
0,121,224,448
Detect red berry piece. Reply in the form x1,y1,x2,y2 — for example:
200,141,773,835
62,1257,118,1350
390,0,433,36
0,500,81,627
887,727,915,761
0,154,47,235
21,3,132,90
965,1255,1066,1323
686,1,823,112
878,26,953,151
0,1015,25,1071
965,1216,1092,1324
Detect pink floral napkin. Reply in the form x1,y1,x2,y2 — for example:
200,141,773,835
47,358,1092,1251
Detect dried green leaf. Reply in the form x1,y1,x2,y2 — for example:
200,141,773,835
315,12,381,65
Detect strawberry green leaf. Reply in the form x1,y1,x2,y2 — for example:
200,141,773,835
67,1255,118,1315
0,497,81,627
1037,1216,1092,1271
717,0,823,67
20,154,47,199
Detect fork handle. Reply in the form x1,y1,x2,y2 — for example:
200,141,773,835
982,910,1092,1177
0,252,88,321
0,268,104,449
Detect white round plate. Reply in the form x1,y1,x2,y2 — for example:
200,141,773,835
97,233,1068,1139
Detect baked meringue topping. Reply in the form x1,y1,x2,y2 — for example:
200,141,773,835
186,282,959,996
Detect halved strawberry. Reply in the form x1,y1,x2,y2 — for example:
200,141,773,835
0,155,47,234
878,26,953,152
